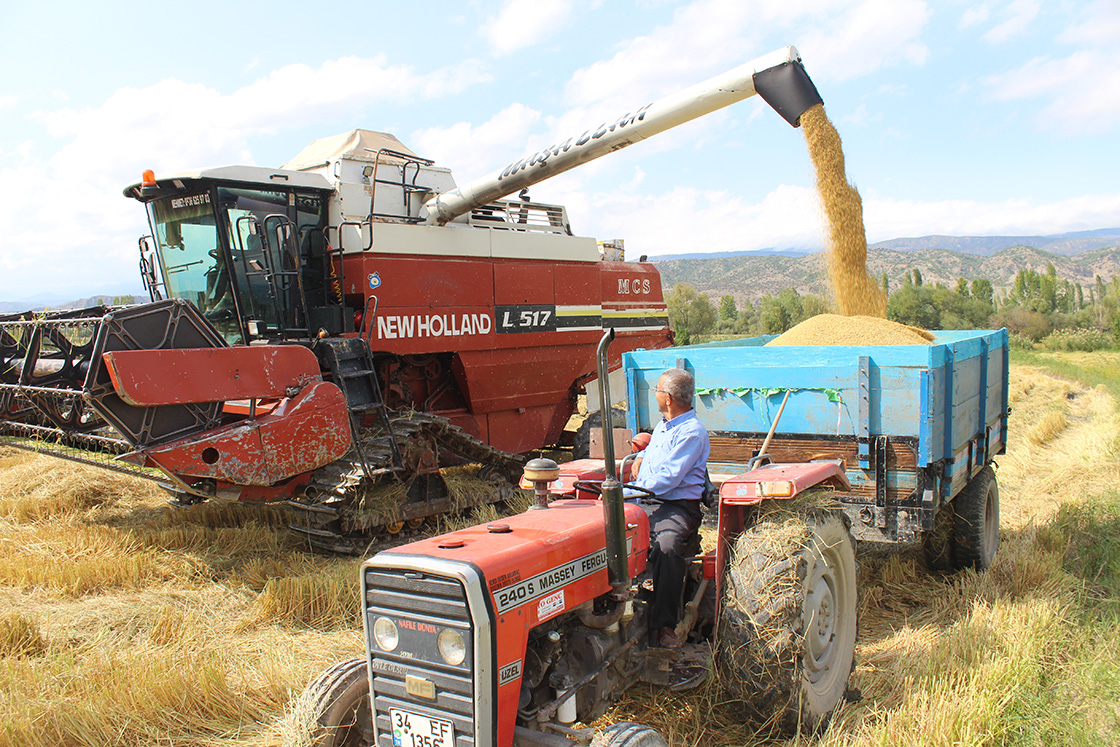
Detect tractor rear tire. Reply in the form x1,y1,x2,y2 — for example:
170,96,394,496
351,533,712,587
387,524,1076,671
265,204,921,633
952,466,999,571
718,506,858,734
298,658,373,747
590,722,670,747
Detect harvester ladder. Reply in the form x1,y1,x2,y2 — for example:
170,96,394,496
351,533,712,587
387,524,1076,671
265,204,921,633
366,148,435,223
318,337,401,475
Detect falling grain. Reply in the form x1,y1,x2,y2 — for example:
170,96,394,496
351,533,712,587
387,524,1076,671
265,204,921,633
801,104,887,318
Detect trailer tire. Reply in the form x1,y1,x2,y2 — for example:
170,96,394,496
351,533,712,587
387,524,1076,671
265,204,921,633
298,658,373,747
952,466,999,571
590,722,670,747
921,500,956,572
718,505,857,734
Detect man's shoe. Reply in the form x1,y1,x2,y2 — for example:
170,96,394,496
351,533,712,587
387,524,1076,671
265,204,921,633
657,627,682,649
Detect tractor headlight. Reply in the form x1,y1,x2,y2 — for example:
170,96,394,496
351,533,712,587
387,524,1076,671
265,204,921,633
372,616,399,651
437,628,466,665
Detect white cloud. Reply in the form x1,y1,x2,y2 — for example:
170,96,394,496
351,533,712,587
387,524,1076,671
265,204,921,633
959,4,990,28
563,0,930,108
481,0,574,56
862,191,1120,240
0,95,16,111
982,0,1040,43
983,49,1120,135
410,103,543,183
0,56,493,300
1058,0,1120,45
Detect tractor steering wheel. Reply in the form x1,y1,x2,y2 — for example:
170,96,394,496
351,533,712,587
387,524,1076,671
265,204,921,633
572,480,656,499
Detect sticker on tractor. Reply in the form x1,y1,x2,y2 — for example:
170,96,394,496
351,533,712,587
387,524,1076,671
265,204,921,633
498,660,522,686
368,272,382,289
493,548,607,613
537,590,565,621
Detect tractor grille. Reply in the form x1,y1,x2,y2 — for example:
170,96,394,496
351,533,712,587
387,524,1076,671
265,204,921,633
365,568,476,747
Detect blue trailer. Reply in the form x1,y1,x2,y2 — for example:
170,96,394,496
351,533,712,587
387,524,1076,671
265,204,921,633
622,328,1009,567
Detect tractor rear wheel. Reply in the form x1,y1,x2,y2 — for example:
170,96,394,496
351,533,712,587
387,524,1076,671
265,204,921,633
952,466,999,570
298,658,373,747
718,504,857,734
590,722,670,747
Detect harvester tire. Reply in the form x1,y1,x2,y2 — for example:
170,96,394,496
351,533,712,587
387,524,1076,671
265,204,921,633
952,465,999,571
299,657,373,747
590,722,670,747
921,500,956,572
717,505,857,734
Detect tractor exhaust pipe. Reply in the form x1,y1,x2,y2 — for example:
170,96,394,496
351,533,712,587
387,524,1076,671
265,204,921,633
595,328,629,592
421,45,822,226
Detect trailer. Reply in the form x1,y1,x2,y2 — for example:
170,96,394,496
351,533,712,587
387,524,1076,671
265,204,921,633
623,328,1010,569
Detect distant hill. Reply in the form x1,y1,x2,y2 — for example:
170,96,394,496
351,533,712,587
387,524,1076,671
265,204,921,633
0,296,144,314
655,244,1120,304
869,228,1120,257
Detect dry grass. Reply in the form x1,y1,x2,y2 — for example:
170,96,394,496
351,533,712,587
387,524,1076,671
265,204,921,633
1,355,1118,746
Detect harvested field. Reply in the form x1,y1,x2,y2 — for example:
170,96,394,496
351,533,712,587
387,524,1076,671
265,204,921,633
0,360,1117,746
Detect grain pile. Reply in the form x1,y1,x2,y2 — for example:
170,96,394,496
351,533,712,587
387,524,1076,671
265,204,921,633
801,104,887,318
766,314,932,346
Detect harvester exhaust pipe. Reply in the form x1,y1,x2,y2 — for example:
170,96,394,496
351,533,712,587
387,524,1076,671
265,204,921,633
421,45,822,226
595,328,629,592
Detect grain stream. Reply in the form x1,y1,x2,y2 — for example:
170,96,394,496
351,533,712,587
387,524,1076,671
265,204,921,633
801,104,887,318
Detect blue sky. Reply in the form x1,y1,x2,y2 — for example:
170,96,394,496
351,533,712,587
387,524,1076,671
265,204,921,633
1,0,1117,302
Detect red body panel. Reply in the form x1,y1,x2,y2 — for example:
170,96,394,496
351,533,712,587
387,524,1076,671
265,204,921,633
344,253,671,455
384,500,650,747
145,380,351,485
102,346,322,405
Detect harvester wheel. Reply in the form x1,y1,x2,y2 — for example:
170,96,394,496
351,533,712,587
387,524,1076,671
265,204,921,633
298,658,373,747
718,504,857,734
407,517,425,529
921,500,956,571
590,722,670,747
384,521,405,535
952,465,999,571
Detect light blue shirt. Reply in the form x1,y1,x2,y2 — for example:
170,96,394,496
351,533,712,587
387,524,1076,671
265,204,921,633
628,409,710,502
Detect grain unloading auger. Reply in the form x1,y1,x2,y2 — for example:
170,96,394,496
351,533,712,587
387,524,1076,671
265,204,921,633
0,47,822,554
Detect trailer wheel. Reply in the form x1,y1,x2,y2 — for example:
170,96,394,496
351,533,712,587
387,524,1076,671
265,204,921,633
298,658,373,747
921,500,956,571
952,466,999,571
718,505,857,734
590,722,670,747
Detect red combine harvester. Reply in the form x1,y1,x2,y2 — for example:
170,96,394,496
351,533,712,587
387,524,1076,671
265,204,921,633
0,46,821,554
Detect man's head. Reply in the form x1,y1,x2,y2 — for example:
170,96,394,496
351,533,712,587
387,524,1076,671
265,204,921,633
655,368,695,419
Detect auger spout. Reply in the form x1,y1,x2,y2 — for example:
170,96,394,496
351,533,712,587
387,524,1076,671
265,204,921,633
419,45,822,226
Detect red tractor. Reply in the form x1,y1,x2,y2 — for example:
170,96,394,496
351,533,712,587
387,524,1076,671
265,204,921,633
0,46,822,554
301,327,858,747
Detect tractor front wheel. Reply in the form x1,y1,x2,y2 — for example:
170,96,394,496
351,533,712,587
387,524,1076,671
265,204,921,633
718,504,858,734
298,658,373,747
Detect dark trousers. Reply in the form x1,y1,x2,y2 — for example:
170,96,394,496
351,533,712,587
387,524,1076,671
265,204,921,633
640,499,702,633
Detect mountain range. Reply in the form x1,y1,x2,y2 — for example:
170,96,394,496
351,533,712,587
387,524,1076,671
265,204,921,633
655,244,1120,305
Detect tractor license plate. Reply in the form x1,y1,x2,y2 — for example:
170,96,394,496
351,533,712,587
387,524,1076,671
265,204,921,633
389,708,454,747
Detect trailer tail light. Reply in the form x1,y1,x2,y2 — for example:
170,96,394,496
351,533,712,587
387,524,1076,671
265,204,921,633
759,480,794,497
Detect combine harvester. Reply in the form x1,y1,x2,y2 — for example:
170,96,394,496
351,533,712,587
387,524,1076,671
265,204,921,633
0,47,821,553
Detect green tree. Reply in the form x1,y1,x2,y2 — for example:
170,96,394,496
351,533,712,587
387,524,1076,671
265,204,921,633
913,268,923,287
666,283,716,345
718,295,737,322
971,278,993,305
955,277,970,297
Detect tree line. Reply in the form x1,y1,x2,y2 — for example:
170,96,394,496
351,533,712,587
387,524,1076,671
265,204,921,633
666,264,1120,350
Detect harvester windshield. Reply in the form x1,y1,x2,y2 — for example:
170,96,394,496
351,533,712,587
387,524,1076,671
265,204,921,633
145,181,330,344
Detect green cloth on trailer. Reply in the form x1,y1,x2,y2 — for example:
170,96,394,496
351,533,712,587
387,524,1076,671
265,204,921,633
695,386,843,402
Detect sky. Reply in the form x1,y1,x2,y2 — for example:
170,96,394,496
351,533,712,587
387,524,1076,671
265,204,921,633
1,0,1118,303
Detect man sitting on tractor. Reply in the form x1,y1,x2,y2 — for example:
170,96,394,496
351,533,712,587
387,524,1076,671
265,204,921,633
627,367,710,648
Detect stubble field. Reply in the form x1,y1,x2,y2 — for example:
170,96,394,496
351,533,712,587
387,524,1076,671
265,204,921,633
1,354,1118,747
